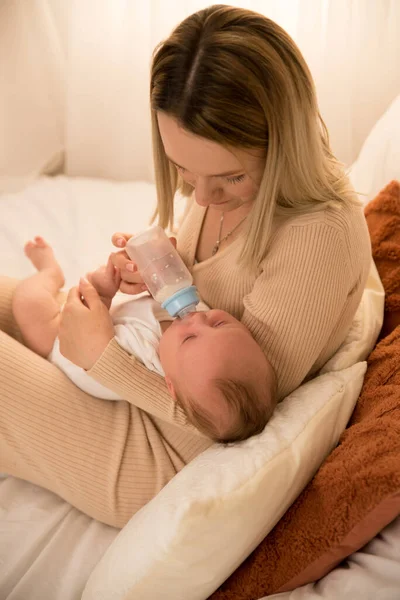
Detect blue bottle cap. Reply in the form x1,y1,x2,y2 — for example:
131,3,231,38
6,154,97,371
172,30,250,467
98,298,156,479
161,286,200,318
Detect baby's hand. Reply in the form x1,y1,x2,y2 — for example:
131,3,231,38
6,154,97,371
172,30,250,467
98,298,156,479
110,231,177,295
86,256,121,309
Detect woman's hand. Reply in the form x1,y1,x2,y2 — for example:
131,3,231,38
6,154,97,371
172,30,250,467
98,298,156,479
59,278,115,371
110,232,147,295
110,231,177,295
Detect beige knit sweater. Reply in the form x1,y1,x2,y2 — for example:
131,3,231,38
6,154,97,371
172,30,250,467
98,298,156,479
90,198,372,417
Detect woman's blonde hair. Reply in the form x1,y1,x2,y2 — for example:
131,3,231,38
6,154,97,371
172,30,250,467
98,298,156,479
150,4,358,268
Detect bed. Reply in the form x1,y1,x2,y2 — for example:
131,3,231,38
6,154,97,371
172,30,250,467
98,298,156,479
0,96,399,599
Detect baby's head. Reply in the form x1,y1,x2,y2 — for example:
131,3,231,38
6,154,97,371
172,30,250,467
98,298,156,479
159,309,277,443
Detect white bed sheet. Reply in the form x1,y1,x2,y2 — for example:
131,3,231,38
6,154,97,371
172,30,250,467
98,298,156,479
0,176,163,290
0,477,116,600
1,175,399,599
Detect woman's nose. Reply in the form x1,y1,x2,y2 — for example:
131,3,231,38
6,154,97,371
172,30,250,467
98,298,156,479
194,179,222,207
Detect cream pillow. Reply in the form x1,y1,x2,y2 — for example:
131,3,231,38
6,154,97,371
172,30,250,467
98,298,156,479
349,93,400,203
83,265,383,600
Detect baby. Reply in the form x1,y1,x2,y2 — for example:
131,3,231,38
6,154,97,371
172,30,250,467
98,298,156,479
12,236,277,443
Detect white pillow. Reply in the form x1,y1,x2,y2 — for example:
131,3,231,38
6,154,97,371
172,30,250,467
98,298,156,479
349,93,400,204
83,264,384,600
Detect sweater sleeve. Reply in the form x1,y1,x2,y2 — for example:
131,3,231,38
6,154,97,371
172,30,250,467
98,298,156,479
87,338,204,435
241,222,354,400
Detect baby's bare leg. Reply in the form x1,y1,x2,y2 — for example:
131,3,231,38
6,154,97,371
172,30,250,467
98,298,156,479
12,237,65,357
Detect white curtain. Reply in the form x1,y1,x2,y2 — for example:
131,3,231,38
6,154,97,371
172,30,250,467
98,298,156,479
1,0,400,189
0,0,65,191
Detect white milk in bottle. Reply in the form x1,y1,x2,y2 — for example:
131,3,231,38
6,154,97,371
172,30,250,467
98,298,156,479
125,226,199,318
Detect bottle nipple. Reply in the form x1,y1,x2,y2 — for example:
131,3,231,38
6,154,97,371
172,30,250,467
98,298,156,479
161,285,200,318
176,304,198,319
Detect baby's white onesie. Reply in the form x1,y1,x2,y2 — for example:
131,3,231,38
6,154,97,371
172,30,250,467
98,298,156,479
49,295,173,400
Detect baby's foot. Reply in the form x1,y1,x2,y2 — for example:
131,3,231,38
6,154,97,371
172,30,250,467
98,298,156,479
24,236,65,288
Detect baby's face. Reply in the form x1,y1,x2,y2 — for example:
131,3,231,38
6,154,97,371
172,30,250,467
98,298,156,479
159,309,268,432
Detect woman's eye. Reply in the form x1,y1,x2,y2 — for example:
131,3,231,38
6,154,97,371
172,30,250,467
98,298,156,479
174,163,245,185
226,174,245,184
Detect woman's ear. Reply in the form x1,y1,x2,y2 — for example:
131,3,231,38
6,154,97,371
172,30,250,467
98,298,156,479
165,375,177,401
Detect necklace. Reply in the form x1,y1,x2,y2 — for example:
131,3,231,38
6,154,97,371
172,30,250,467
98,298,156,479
212,212,248,256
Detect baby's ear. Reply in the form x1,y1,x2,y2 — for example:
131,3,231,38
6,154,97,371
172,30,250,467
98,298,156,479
165,376,177,401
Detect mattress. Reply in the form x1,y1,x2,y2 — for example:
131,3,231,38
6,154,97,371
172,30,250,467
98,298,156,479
1,175,399,600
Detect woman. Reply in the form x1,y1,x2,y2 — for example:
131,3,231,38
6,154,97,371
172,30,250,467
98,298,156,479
0,5,371,528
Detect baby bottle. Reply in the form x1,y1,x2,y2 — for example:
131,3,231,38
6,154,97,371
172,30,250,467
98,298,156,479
125,225,200,318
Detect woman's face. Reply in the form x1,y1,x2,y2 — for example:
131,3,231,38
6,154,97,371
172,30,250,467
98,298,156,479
157,112,265,212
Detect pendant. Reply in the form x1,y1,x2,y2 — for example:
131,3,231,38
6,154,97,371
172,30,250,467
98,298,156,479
212,241,220,256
